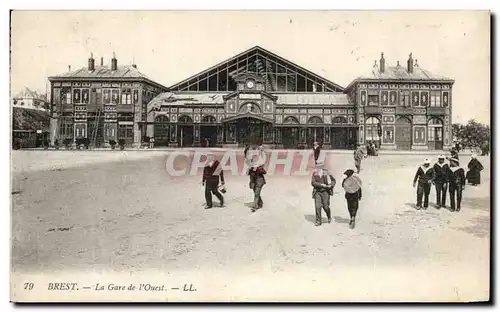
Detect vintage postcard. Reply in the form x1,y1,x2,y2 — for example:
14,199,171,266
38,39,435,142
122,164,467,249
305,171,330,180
10,10,491,302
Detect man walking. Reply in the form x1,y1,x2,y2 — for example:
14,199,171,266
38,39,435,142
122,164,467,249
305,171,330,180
311,162,336,226
433,155,449,209
413,159,435,210
202,154,225,209
354,144,364,174
448,157,466,212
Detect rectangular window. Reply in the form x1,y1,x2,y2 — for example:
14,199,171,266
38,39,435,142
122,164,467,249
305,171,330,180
111,89,120,104
82,89,90,104
73,89,81,104
399,91,410,106
428,127,435,141
121,89,132,104
103,89,111,104
367,95,379,106
430,91,442,107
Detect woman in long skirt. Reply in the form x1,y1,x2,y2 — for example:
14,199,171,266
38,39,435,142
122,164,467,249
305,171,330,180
467,154,484,186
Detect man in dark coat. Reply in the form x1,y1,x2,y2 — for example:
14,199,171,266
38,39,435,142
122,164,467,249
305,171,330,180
450,147,459,161
249,163,266,213
312,141,321,164
448,157,466,212
467,154,484,186
433,155,450,209
413,158,435,210
202,154,225,209
311,162,336,226
342,169,362,229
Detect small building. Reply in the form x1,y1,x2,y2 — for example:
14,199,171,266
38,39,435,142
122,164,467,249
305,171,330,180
12,87,48,111
48,53,169,147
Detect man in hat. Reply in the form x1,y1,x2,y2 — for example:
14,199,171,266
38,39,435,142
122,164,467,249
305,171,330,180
202,154,225,209
433,155,450,209
342,169,362,229
311,161,336,226
312,141,321,164
354,144,364,174
413,159,435,210
448,157,466,212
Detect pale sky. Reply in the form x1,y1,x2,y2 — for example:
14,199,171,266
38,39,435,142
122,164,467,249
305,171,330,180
10,10,490,124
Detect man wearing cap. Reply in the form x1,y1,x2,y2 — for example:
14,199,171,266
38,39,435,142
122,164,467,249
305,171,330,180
433,155,450,209
312,141,321,164
413,159,435,210
311,161,336,226
448,157,466,212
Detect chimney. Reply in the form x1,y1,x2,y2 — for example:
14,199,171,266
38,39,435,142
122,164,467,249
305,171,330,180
68,65,71,72
414,59,419,68
132,56,137,69
407,53,414,73
379,52,385,73
111,52,118,71
396,61,400,67
88,52,95,71
100,57,103,66
373,60,378,67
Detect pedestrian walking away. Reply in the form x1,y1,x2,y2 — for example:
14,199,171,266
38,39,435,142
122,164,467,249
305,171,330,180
313,141,321,164
466,154,484,186
413,159,435,210
448,157,466,212
433,155,450,209
342,169,362,229
354,144,364,174
311,162,336,226
202,154,225,209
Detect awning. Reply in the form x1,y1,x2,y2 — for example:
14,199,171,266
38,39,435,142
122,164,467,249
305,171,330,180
221,112,274,124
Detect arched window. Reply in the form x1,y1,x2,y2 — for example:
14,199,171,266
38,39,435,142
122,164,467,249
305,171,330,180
283,116,299,124
308,116,323,124
365,117,381,142
332,116,348,124
201,115,216,123
428,117,443,126
178,115,193,124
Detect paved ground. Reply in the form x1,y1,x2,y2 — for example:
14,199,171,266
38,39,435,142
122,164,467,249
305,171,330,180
10,150,490,301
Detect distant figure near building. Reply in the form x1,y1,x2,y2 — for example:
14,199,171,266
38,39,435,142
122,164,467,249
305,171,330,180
313,141,321,164
413,159,435,210
450,147,459,161
342,169,362,229
202,154,225,209
433,155,450,209
311,162,335,226
448,157,466,212
467,154,484,186
354,144,364,174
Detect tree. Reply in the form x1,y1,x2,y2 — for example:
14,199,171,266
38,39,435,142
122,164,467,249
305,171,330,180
452,119,490,149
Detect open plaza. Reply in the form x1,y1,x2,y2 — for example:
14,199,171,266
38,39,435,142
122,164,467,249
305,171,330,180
10,149,490,301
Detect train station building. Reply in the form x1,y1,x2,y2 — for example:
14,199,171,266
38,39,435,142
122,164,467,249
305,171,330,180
49,46,454,150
